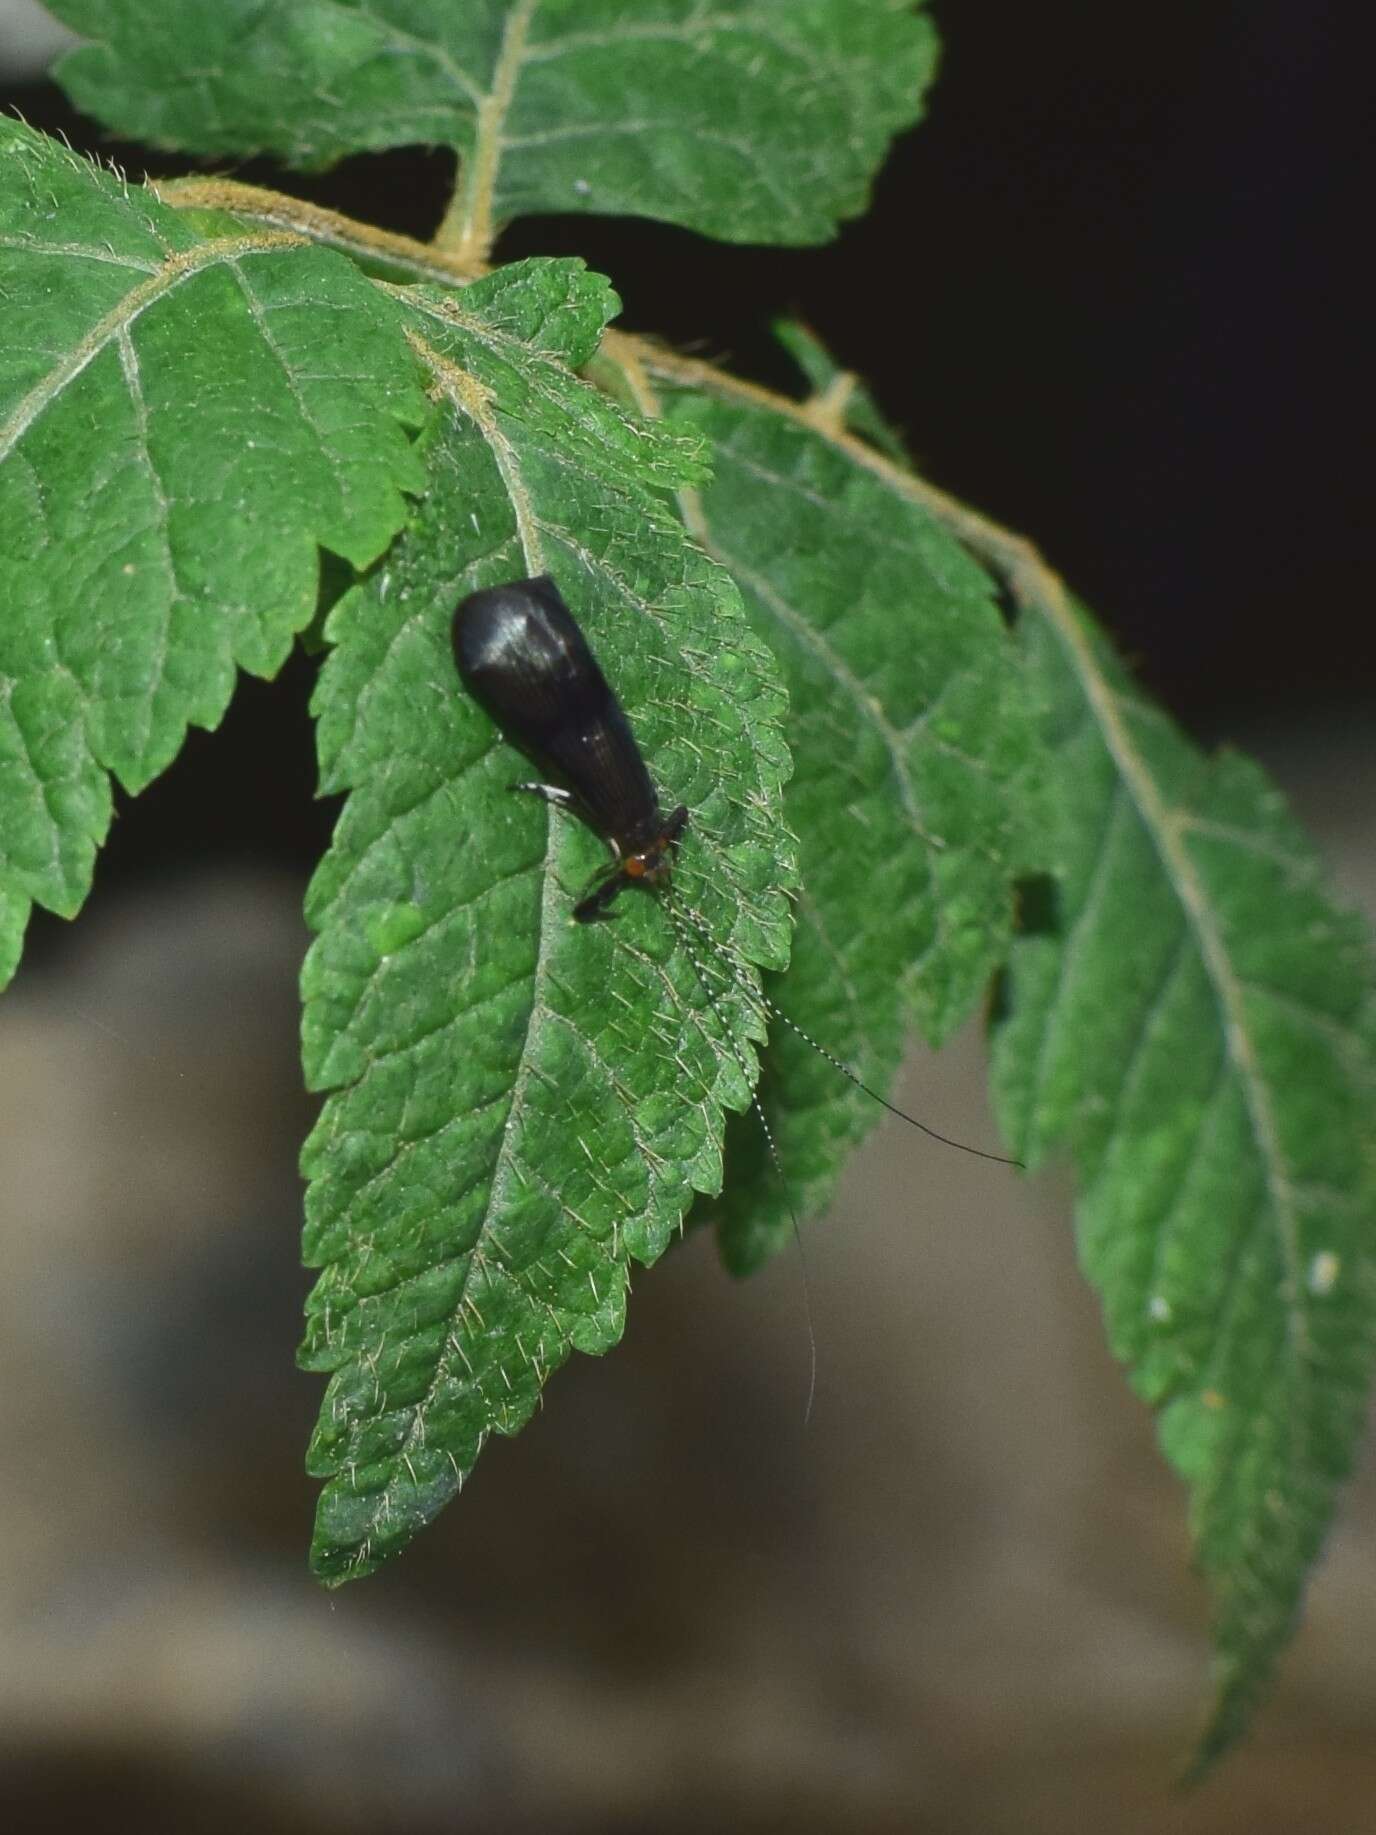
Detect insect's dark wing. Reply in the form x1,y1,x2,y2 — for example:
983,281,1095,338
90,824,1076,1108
453,576,594,742
454,576,658,844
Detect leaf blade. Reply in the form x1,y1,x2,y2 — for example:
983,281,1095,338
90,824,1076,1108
299,260,796,1579
625,348,1034,1268
0,118,427,979
51,0,938,246
990,594,1376,1761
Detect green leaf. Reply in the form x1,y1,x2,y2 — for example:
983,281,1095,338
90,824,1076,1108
52,0,938,247
990,595,1376,1762
632,354,1034,1272
299,259,795,1581
0,117,427,982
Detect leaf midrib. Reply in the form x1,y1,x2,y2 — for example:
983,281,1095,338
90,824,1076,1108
443,0,539,263
369,323,557,1529
1042,600,1310,1366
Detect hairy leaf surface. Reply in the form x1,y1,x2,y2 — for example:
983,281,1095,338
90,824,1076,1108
990,596,1376,1761
0,117,426,982
629,351,1033,1270
299,259,795,1580
52,0,937,246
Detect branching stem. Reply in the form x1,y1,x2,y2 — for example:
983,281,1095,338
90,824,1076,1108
151,177,486,287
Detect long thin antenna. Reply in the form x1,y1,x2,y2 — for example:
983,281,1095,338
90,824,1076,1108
662,890,818,1426
665,892,1024,1170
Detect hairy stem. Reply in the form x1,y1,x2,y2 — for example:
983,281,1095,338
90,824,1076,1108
151,178,485,287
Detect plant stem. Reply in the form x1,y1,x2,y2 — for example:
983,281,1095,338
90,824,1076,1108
432,0,537,264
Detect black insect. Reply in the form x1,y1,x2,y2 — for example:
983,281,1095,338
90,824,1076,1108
453,574,688,922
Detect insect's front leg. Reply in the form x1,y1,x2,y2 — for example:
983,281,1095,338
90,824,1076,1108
573,869,627,923
509,781,576,811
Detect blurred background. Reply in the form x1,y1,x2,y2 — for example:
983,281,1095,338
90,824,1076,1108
1,1,1371,1829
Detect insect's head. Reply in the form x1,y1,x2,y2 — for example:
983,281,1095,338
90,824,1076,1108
574,805,689,922
622,803,689,889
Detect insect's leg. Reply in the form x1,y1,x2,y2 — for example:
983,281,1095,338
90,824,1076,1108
506,783,622,920
573,870,626,923
509,782,576,811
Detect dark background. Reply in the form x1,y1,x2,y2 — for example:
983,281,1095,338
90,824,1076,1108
2,0,1365,899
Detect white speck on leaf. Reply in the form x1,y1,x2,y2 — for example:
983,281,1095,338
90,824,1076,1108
1308,1251,1340,1297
